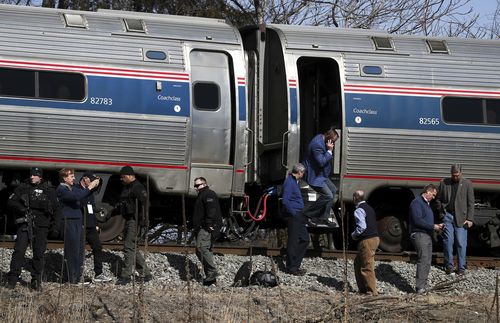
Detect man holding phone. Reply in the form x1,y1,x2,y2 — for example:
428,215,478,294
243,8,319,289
78,172,112,283
302,128,339,226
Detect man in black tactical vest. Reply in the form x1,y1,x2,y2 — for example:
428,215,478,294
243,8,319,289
193,177,223,286
351,190,379,296
6,167,58,291
116,166,152,285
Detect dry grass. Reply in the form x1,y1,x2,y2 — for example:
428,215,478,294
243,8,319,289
0,281,497,322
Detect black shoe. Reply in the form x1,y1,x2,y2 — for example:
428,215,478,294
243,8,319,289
312,218,331,228
287,268,307,276
203,278,216,286
203,272,218,286
445,267,454,275
138,274,153,283
30,279,41,291
116,277,132,285
456,269,466,276
6,281,16,290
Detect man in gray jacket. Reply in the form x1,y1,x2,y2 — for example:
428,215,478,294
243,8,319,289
437,164,474,275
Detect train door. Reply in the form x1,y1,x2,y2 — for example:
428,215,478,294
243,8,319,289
189,50,234,196
297,57,342,180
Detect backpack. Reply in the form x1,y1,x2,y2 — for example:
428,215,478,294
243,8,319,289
249,271,279,288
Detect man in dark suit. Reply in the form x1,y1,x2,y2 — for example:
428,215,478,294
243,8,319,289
409,184,443,293
302,128,339,225
282,163,309,276
436,164,474,275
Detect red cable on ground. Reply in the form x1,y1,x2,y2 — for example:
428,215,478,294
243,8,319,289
245,193,269,221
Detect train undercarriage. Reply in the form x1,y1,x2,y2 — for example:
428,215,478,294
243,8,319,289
1,168,500,257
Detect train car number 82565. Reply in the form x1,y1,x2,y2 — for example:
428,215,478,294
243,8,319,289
419,117,440,125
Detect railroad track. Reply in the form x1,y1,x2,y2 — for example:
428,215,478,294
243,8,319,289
1,240,499,269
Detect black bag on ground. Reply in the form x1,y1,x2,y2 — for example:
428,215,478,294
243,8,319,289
233,261,252,287
249,271,279,288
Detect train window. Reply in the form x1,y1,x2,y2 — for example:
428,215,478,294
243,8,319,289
63,13,87,28
372,37,394,51
124,18,146,33
442,97,484,124
361,65,384,76
0,68,35,97
145,50,167,61
193,82,220,110
486,99,500,125
426,40,449,54
0,67,85,101
39,71,85,101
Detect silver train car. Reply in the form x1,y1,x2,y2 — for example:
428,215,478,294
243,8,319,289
1,4,499,252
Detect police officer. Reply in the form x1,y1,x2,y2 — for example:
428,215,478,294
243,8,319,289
6,167,58,290
116,166,152,285
193,177,222,286
78,172,112,282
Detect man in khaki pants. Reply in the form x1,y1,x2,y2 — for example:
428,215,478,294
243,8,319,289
351,190,380,296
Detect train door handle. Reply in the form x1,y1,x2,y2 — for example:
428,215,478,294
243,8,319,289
244,127,254,167
281,130,290,169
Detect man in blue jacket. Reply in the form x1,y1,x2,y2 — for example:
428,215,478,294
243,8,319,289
409,184,443,293
302,128,339,225
57,168,100,284
282,163,309,275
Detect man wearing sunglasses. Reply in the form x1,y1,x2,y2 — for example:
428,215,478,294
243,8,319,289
192,177,222,286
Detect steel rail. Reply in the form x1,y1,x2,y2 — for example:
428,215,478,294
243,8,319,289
0,241,498,269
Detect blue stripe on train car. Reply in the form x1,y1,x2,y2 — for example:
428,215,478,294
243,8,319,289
238,85,246,121
0,76,191,117
290,88,298,124
345,93,500,133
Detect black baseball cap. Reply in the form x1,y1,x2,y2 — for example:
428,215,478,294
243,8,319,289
30,167,43,177
120,166,135,176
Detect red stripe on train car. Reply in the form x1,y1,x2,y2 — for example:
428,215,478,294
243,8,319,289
0,59,190,81
0,155,188,170
344,174,500,185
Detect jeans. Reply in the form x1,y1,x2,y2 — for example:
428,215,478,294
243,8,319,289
305,178,337,219
411,231,432,291
442,212,468,271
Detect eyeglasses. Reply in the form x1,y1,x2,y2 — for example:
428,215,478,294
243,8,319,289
194,183,203,188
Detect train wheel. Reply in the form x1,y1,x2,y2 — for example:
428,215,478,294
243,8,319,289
377,215,408,252
98,215,125,242
97,203,125,242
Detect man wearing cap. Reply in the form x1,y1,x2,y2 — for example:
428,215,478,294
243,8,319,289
193,177,222,286
77,172,112,283
116,166,152,285
6,167,58,290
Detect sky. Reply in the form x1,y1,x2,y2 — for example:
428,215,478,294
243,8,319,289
469,0,498,25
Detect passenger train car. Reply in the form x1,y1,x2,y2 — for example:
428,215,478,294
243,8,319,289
0,4,499,252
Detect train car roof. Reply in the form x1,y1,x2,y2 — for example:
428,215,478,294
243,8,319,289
0,4,243,70
267,23,500,57
0,4,241,45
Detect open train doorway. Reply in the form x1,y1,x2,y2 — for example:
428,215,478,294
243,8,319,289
297,57,342,180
